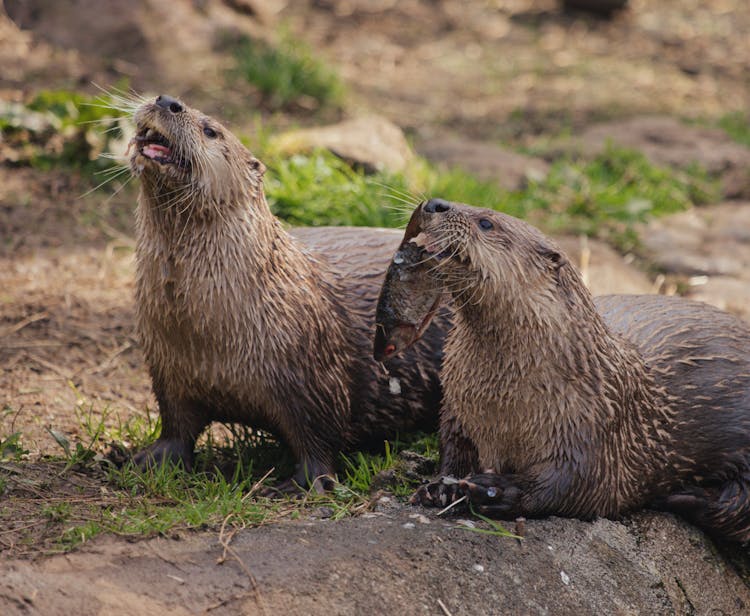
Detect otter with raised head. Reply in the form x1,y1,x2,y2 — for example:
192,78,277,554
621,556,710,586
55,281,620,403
128,94,445,490
374,199,750,543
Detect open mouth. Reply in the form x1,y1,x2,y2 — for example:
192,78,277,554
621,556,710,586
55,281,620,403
133,126,187,168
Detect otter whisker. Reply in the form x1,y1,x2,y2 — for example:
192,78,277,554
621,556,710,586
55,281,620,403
78,166,132,199
368,179,421,203
373,187,420,204
94,162,131,176
91,83,147,111
451,279,485,313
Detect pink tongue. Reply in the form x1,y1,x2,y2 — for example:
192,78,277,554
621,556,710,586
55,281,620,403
143,143,171,159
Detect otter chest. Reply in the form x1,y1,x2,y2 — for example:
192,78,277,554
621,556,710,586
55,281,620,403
136,246,266,386
442,338,557,473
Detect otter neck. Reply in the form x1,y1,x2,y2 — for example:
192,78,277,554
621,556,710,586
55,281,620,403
136,180,280,255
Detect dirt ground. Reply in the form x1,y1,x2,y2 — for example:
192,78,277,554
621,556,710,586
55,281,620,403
1,0,750,613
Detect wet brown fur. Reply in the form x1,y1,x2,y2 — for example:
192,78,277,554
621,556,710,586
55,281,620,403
128,96,444,488
386,199,750,542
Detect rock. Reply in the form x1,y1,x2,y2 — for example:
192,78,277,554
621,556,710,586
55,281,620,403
554,235,655,296
0,510,747,615
417,135,550,191
272,116,415,174
578,117,750,198
3,0,265,96
640,201,750,321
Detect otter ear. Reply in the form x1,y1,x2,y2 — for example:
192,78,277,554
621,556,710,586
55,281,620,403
249,157,266,176
537,243,566,271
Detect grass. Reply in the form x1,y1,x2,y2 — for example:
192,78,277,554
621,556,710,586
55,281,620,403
6,89,716,250
457,505,522,539
233,31,344,111
263,145,717,251
1,396,437,553
718,111,750,148
1,88,127,172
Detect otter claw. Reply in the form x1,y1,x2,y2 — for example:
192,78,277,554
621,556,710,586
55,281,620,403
411,475,465,508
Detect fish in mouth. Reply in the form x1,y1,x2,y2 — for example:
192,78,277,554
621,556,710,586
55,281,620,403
373,209,447,361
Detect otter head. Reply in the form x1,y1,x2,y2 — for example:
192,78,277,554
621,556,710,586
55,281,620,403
415,199,567,296
373,198,570,359
130,95,266,213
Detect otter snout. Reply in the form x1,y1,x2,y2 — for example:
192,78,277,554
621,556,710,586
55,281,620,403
423,198,452,214
155,95,184,114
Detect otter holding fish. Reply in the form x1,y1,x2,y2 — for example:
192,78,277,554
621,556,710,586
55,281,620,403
375,198,750,542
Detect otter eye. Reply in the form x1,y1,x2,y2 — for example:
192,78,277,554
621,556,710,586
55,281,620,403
203,126,218,138
478,218,493,231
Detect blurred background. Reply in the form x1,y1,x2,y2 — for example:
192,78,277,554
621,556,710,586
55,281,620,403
1,0,750,453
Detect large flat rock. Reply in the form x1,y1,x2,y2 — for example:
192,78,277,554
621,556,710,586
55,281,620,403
555,234,655,296
272,116,415,174
1,508,747,615
641,201,750,321
416,135,550,191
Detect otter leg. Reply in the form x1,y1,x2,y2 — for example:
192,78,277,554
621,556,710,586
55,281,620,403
661,475,750,543
132,389,208,472
411,412,478,508
439,413,479,477
265,412,341,495
278,457,336,494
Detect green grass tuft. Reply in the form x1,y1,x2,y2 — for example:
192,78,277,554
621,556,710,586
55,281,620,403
718,111,750,147
503,145,717,249
2,89,127,172
263,145,716,252
0,431,28,463
233,32,344,110
266,151,407,227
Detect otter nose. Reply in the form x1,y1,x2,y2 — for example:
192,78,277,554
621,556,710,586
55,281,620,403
155,95,184,114
423,198,452,214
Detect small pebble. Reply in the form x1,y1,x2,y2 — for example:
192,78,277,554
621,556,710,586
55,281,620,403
472,564,485,573
560,571,570,586
402,522,416,529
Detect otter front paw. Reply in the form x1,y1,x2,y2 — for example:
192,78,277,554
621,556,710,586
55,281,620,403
132,438,195,472
458,473,522,516
410,475,464,508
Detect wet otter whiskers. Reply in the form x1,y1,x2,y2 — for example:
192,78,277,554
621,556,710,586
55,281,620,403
128,95,444,489
375,199,750,542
